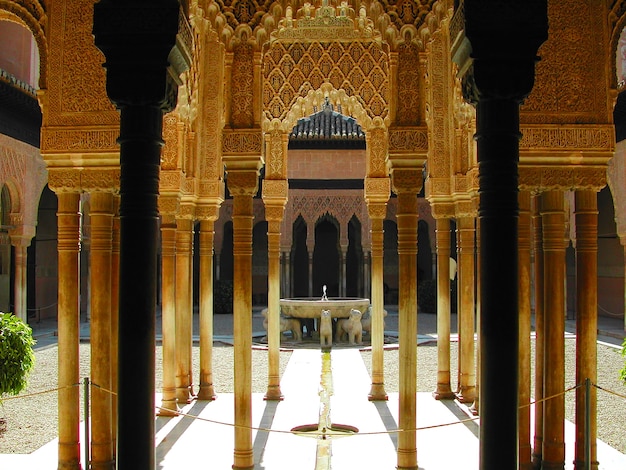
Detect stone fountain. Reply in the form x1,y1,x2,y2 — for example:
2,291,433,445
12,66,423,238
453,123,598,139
279,285,370,320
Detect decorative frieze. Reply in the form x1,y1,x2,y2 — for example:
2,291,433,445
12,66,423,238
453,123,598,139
519,166,607,191
222,129,263,156
388,127,429,153
519,125,614,152
41,127,120,154
48,168,120,193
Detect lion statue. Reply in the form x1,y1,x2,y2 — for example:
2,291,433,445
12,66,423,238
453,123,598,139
335,308,363,345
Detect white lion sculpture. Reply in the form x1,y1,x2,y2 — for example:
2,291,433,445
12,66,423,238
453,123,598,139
261,308,302,342
335,308,363,345
361,308,388,335
319,309,333,347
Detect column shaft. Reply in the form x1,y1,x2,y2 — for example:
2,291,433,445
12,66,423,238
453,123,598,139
574,190,598,469
56,191,81,470
175,218,194,402
265,216,284,400
541,190,567,470
90,191,115,470
519,191,532,469
198,219,217,401
477,98,520,469
368,210,387,400
116,105,162,470
434,218,454,399
159,220,179,413
110,197,120,453
232,193,255,470
457,216,476,403
532,194,545,467
13,243,27,322
396,191,418,470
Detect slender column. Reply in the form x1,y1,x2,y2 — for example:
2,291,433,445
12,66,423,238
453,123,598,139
518,191,532,469
198,217,218,401
175,217,194,402
110,196,120,453
367,204,388,401
93,2,182,469
56,191,81,470
89,191,115,470
456,216,476,403
433,217,454,399
532,194,545,468
228,170,259,470
264,201,286,400
573,190,598,470
541,190,567,470
158,218,179,413
340,244,348,297
12,240,28,322
476,98,521,469
471,217,482,415
392,170,421,470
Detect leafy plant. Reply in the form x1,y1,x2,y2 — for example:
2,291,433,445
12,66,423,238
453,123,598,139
0,312,36,398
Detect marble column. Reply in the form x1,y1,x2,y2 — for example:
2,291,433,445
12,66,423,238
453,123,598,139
532,194,545,468
159,217,179,414
175,217,194,403
93,2,183,468
367,203,388,401
227,169,260,470
55,191,81,470
433,217,454,399
574,190,598,470
391,169,421,470
110,196,120,453
198,217,218,401
518,191,532,469
89,191,115,470
11,238,28,322
264,199,286,400
456,216,476,403
541,190,567,470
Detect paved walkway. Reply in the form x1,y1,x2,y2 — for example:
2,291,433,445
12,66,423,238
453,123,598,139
4,308,625,469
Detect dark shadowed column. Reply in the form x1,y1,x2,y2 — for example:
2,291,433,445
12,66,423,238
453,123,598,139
93,2,188,469
451,2,548,468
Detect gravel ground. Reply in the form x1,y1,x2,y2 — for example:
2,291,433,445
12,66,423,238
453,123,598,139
1,314,625,457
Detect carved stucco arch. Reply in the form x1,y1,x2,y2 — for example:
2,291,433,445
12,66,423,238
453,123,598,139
0,2,48,90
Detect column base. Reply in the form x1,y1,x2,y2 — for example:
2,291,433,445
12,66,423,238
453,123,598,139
197,384,217,401
540,460,565,470
468,398,479,415
157,398,180,416
456,386,476,404
432,385,455,400
264,385,284,401
176,387,194,404
90,460,115,470
57,459,82,470
368,383,388,401
573,459,598,470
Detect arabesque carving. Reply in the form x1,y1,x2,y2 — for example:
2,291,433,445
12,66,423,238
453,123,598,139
222,129,263,155
519,166,607,192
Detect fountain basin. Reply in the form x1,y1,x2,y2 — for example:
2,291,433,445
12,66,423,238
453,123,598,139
280,297,370,319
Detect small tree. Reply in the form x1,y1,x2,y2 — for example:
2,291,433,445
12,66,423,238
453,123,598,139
0,312,36,398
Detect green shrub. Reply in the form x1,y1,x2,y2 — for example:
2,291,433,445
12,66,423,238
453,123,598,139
0,312,36,398
214,280,234,314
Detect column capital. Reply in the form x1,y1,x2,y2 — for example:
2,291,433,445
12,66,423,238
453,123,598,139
390,168,423,195
93,0,190,111
261,179,288,208
364,176,390,205
452,1,548,103
226,169,260,197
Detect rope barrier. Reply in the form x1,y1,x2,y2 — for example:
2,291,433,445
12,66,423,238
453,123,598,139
4,379,625,439
0,383,80,401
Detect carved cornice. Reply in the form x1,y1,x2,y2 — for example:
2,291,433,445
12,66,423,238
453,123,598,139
222,128,263,156
47,167,120,192
519,125,615,155
364,176,391,203
388,127,429,154
519,165,607,192
40,127,120,155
